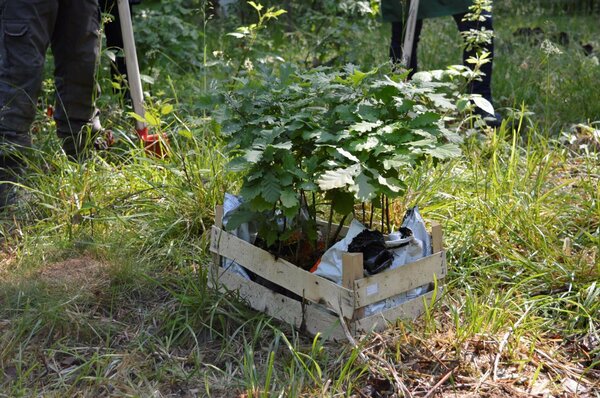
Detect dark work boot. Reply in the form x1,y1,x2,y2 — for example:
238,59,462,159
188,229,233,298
0,135,28,212
0,172,18,211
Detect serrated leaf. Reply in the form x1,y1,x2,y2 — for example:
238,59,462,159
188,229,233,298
383,155,412,170
245,150,263,163
350,120,383,133
280,190,299,209
240,181,262,200
427,143,461,159
409,112,440,128
429,93,455,110
377,174,401,193
261,173,281,203
317,164,360,190
350,172,377,201
227,156,250,172
336,147,359,162
354,136,380,151
272,141,292,150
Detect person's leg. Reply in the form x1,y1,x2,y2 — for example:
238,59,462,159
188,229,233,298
101,0,128,86
453,10,494,103
51,0,101,159
0,0,58,206
454,10,500,126
390,18,423,76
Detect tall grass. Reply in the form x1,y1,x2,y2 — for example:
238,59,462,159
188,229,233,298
0,2,598,396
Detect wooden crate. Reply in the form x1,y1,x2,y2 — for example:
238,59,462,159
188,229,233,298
208,206,447,341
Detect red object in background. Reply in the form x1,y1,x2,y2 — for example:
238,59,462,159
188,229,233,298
136,126,168,158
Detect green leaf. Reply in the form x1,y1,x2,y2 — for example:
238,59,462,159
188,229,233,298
261,173,281,203
227,156,250,172
409,112,440,128
317,164,360,190
224,208,256,231
145,113,160,127
427,143,461,159
271,141,292,150
377,174,402,193
245,150,263,163
326,190,355,215
472,95,495,115
300,181,318,191
280,190,299,210
161,104,174,115
240,181,262,200
354,136,380,151
227,32,247,39
248,1,263,11
383,155,412,170
350,172,377,201
128,112,145,123
350,120,383,133
428,93,455,110
336,147,359,162
178,129,193,139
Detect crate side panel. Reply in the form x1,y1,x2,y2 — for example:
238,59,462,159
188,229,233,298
354,289,437,334
209,226,355,318
353,251,446,308
209,267,347,341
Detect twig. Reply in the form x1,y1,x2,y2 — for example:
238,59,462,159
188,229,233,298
423,366,458,398
337,313,367,361
385,196,391,234
331,214,348,245
325,201,334,249
492,305,531,381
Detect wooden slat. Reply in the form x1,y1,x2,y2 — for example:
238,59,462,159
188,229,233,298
210,226,355,318
209,266,347,341
342,253,363,290
354,289,437,334
212,206,224,267
342,253,365,320
353,251,447,308
431,221,443,253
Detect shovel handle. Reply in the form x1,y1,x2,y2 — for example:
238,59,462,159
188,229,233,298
401,0,420,68
117,0,146,132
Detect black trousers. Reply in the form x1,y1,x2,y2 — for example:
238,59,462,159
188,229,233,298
0,0,100,148
390,11,494,102
100,0,140,85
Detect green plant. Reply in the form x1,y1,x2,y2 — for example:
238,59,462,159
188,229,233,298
222,64,466,250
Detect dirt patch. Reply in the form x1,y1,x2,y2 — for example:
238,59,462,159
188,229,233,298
36,256,108,290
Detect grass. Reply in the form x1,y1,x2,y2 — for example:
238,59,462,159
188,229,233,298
1,2,599,397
